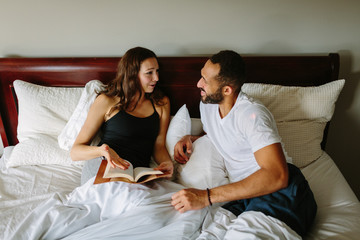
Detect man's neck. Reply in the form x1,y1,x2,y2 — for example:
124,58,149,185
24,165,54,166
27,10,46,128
218,93,239,119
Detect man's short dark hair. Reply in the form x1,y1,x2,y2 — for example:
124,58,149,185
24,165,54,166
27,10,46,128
209,50,246,94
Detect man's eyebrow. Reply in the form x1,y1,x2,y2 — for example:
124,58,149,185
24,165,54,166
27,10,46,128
200,69,207,82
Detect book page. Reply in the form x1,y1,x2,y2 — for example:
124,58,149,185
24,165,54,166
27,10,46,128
94,160,165,184
133,167,163,182
103,160,134,182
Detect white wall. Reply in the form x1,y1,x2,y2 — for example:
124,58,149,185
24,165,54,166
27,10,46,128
1,0,359,198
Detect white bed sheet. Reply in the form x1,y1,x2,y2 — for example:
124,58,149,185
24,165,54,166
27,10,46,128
0,147,82,238
8,178,206,240
0,147,206,240
1,147,359,240
302,152,360,239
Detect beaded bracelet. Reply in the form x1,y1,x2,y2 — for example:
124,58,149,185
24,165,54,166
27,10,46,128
206,188,212,206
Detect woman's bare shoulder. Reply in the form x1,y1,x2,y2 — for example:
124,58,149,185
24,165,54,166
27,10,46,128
95,93,117,105
155,95,170,118
157,95,170,106
92,94,118,114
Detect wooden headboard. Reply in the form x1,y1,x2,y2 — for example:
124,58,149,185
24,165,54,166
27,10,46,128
0,54,339,147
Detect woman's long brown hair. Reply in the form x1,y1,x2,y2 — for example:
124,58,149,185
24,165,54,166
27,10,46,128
98,47,165,116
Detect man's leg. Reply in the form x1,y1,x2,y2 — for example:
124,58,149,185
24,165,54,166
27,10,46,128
222,164,317,237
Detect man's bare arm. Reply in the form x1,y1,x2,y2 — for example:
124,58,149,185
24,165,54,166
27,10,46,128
172,142,289,212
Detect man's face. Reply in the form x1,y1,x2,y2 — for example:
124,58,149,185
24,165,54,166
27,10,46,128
197,60,224,104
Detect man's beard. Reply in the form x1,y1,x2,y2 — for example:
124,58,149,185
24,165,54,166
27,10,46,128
200,87,224,104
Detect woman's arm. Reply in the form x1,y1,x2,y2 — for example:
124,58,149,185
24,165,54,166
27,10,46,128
70,94,109,161
152,96,174,177
70,94,130,169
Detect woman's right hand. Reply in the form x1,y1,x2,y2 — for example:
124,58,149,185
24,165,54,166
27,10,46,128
174,135,193,164
100,144,130,169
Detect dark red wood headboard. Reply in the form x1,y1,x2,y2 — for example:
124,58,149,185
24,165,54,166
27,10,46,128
0,54,339,147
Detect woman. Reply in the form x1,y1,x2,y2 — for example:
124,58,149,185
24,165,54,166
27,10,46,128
71,47,174,183
9,48,198,240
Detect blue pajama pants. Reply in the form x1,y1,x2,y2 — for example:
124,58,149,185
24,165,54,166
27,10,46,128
222,164,317,237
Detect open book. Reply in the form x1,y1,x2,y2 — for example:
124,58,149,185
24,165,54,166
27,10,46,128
93,160,164,184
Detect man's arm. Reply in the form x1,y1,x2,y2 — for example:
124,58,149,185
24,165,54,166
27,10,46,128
171,142,288,213
209,143,288,202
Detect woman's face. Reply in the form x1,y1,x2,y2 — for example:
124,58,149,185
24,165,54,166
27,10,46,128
138,57,159,93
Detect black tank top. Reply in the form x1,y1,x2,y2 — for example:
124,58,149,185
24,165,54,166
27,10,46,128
99,101,160,168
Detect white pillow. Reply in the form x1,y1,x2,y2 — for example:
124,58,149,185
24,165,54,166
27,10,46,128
165,104,191,163
165,105,229,189
6,135,76,167
13,80,83,142
58,80,105,150
1,146,14,165
8,80,85,167
176,135,229,189
241,79,345,168
190,118,203,136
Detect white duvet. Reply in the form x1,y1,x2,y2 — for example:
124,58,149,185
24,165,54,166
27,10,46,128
9,179,206,240
1,151,360,240
1,177,300,240
0,154,299,240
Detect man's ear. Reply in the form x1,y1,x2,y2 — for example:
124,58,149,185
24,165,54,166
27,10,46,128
223,85,233,96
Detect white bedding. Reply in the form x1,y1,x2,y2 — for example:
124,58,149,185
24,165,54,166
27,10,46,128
8,179,206,240
1,148,360,239
0,147,82,238
1,61,358,239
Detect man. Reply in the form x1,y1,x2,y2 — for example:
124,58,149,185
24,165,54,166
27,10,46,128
171,50,317,237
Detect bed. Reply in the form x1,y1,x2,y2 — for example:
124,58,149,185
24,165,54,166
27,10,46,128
0,54,359,239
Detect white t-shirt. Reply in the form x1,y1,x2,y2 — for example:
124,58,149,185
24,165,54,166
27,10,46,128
200,92,290,183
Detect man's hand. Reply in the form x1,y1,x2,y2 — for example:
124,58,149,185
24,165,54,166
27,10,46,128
171,188,209,213
174,135,193,164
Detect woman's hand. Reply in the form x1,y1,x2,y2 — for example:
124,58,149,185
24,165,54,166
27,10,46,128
154,161,174,178
100,144,130,169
